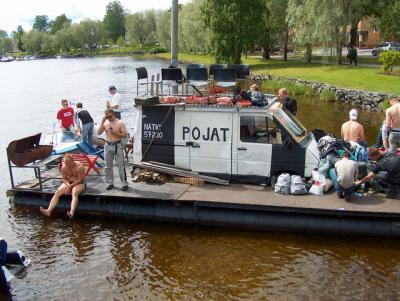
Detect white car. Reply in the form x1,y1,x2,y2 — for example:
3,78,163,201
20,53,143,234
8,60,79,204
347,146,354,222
372,42,400,56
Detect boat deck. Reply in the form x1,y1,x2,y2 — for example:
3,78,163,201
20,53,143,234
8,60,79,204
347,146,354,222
8,166,400,236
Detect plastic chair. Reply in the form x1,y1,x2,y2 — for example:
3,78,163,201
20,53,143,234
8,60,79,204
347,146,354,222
161,68,184,95
209,64,227,77
186,68,210,93
230,64,250,89
136,67,148,95
187,63,206,69
213,68,237,89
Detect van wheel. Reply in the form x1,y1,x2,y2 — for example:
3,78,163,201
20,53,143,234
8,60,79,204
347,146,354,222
270,175,278,189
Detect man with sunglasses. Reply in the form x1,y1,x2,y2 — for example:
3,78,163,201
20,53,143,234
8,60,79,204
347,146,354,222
97,109,129,191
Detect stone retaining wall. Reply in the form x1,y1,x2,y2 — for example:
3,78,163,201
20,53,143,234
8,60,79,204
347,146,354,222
256,74,397,112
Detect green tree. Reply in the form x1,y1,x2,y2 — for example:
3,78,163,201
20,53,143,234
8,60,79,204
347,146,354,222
374,0,400,41
156,10,171,50
32,15,49,32
22,29,44,54
49,14,72,34
53,24,74,53
73,19,106,50
180,0,207,53
11,26,25,51
126,10,157,46
103,1,126,43
202,0,267,64
0,30,7,38
0,37,14,55
41,33,55,53
116,35,125,49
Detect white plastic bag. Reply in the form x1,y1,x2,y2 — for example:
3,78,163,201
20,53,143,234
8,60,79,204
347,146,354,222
274,173,291,195
309,170,327,195
290,175,307,195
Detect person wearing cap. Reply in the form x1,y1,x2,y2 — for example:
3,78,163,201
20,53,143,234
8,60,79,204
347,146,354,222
386,97,400,153
57,99,75,142
341,109,365,143
278,88,297,115
355,147,400,199
107,85,122,119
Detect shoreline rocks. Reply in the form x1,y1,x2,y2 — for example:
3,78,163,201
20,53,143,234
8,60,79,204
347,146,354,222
255,74,397,112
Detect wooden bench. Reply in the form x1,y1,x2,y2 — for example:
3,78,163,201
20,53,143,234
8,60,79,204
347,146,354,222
66,153,101,175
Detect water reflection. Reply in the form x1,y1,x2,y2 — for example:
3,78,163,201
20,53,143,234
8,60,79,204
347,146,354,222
6,206,400,300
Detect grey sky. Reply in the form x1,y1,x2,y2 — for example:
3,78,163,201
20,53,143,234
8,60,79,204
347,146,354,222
1,0,190,34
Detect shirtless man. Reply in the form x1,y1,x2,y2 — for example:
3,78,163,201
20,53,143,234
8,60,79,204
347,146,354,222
386,97,400,153
97,108,128,191
40,154,85,218
341,109,365,143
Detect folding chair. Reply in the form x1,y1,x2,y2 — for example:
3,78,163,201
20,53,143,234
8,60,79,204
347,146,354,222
136,67,149,95
161,68,184,95
76,141,104,167
186,67,210,95
213,68,237,89
230,64,250,89
209,64,227,78
187,63,206,69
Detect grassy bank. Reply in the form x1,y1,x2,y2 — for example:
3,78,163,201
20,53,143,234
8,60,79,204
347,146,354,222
146,52,400,95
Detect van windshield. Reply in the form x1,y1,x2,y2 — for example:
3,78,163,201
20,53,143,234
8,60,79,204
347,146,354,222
268,102,307,143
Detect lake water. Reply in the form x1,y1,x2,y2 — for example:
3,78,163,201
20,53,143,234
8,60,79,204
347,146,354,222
1,57,399,300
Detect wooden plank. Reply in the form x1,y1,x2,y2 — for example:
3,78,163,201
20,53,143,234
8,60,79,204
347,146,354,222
174,176,205,186
135,162,229,185
148,161,193,172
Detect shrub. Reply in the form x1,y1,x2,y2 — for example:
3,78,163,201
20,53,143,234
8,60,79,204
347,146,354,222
320,89,337,101
261,79,315,96
148,46,167,54
379,50,400,73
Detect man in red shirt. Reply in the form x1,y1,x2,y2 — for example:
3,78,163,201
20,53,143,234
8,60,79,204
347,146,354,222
57,99,75,142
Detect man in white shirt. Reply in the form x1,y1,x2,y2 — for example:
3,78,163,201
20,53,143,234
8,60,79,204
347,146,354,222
107,85,122,119
329,150,358,201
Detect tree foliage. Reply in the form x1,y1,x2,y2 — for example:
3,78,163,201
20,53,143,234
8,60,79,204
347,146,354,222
202,0,267,64
0,30,7,38
12,26,25,51
374,0,400,41
0,37,14,55
179,0,207,53
33,15,50,32
156,10,171,50
103,1,126,43
126,11,157,46
72,19,106,50
50,14,72,34
22,29,44,54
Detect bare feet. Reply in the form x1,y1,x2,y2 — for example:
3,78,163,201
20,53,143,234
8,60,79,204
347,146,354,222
40,206,50,217
67,211,74,219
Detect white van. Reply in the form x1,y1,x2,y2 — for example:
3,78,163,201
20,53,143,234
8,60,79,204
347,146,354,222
134,99,320,185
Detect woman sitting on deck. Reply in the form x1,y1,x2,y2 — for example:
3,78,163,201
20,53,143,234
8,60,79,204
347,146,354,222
40,154,86,218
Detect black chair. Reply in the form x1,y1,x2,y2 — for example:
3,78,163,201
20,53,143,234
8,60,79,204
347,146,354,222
136,67,148,95
213,68,237,89
230,64,250,79
209,64,227,77
186,68,209,93
187,63,206,69
161,68,184,95
230,64,250,89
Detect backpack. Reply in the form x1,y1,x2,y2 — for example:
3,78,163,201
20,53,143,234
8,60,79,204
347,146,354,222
350,142,368,162
290,175,307,195
274,173,291,195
